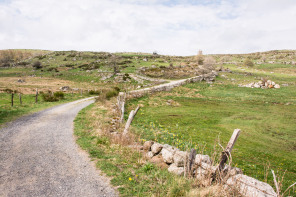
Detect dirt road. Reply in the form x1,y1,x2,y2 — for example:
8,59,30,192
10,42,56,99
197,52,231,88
0,98,117,197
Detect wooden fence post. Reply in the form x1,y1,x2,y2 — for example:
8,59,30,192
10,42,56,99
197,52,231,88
35,88,38,103
218,129,241,172
120,101,125,123
185,148,196,177
11,93,14,107
19,93,22,105
123,105,140,135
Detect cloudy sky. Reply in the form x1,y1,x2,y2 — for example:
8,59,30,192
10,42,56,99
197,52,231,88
0,0,295,55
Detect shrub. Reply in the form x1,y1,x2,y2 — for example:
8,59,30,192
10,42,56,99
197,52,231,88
3,88,17,93
32,61,42,69
47,67,58,72
204,56,216,69
53,91,64,99
106,89,119,100
243,59,254,67
89,90,100,95
1,62,10,67
41,91,64,102
37,55,46,60
41,92,58,102
123,74,131,81
18,61,30,66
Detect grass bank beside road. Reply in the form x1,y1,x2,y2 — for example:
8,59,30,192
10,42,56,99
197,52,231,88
0,93,87,127
74,102,192,197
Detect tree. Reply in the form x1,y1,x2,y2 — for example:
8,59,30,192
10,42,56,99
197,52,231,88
32,61,42,69
109,54,121,75
204,56,216,70
195,50,204,65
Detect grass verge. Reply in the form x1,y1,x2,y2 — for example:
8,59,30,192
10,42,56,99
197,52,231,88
74,102,192,197
0,93,88,127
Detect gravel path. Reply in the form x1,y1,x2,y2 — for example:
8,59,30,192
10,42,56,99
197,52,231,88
0,97,118,197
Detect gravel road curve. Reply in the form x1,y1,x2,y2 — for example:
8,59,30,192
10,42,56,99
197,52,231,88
0,97,118,197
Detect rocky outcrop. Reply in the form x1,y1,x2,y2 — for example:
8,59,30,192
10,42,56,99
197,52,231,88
239,80,280,89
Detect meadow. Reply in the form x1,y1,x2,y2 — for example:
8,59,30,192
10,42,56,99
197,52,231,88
128,64,296,192
0,92,88,126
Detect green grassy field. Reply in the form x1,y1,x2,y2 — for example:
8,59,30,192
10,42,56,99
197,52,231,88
127,64,296,193
0,92,88,127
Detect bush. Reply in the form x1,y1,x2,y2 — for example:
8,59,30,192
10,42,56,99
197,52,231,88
18,61,30,66
89,90,100,95
53,91,64,99
41,91,64,102
32,61,42,69
106,89,119,100
37,55,46,60
243,59,254,67
123,74,131,81
41,92,58,102
3,88,18,93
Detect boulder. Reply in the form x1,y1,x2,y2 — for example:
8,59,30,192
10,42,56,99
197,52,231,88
200,163,217,173
161,145,177,164
254,83,261,88
226,174,277,197
195,154,212,165
173,150,187,167
229,167,243,177
143,141,154,151
274,84,280,89
151,155,168,169
60,86,70,91
151,143,163,154
168,163,184,176
146,151,154,158
17,79,25,83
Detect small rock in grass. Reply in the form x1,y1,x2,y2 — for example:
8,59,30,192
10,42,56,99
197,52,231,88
274,84,280,89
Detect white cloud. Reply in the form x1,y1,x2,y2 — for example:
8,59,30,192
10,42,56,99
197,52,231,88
0,0,295,55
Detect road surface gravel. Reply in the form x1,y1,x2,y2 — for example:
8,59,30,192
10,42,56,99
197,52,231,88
0,97,118,197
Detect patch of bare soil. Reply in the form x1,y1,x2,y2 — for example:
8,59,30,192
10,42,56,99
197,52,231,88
0,77,90,94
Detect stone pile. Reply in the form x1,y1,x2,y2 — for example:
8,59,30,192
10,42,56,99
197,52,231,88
240,80,280,89
60,86,71,91
142,140,277,197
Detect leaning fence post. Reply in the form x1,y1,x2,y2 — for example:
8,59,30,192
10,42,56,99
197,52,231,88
218,129,241,172
123,105,140,135
11,93,14,107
